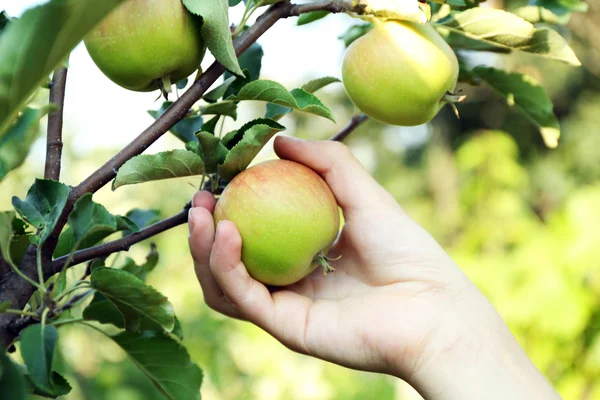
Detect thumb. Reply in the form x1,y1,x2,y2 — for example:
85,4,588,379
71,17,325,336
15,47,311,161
273,136,399,216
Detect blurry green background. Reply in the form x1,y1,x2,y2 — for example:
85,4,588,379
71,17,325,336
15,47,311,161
2,0,600,399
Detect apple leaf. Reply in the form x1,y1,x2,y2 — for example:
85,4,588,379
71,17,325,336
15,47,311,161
90,267,175,333
218,120,286,181
297,10,330,26
196,132,230,174
120,246,159,281
513,6,566,24
0,0,126,139
22,370,71,398
339,23,374,48
110,331,202,400
12,179,69,246
434,8,581,66
148,102,203,143
183,0,243,76
203,76,237,103
199,100,238,120
19,325,61,396
112,150,205,190
266,77,341,120
229,80,335,121
0,211,15,266
224,43,263,97
473,67,560,148
0,105,54,182
54,197,139,258
531,0,588,16
124,209,161,235
0,352,26,400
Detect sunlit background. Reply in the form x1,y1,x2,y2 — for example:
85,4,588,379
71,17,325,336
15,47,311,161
1,0,600,399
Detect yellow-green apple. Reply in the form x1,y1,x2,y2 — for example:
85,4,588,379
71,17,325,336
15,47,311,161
84,0,204,92
214,159,340,286
342,20,459,126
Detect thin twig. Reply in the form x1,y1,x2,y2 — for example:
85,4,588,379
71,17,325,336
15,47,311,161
44,67,68,180
50,203,192,274
329,114,368,142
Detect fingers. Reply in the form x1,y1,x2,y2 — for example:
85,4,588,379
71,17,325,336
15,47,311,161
274,136,399,216
208,220,315,354
188,193,238,317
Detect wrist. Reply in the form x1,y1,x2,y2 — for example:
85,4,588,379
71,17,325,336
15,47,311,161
404,287,561,400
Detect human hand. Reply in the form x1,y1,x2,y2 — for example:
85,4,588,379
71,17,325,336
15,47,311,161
188,136,560,399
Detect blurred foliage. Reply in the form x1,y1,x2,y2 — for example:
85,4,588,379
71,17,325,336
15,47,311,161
2,0,600,398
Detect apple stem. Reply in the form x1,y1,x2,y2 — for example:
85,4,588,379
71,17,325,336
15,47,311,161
314,253,337,276
443,91,467,104
160,75,173,99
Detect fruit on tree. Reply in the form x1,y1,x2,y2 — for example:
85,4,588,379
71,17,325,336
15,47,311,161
341,20,460,126
213,159,340,286
84,0,204,92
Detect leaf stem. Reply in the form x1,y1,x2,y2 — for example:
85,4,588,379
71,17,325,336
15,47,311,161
49,317,84,328
2,309,40,318
36,245,45,287
54,282,93,304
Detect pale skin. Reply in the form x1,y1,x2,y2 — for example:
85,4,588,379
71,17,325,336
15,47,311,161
188,136,562,399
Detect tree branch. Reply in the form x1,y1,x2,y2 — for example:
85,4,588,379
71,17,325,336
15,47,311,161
44,68,68,180
329,113,368,142
49,203,192,275
1,0,360,349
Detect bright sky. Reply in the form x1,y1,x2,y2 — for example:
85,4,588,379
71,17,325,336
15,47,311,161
0,0,359,157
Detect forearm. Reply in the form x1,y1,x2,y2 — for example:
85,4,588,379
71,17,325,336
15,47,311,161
406,290,562,400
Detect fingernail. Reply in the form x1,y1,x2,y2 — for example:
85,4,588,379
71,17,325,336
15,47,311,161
188,208,196,235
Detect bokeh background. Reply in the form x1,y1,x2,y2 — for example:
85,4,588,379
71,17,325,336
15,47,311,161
1,0,600,398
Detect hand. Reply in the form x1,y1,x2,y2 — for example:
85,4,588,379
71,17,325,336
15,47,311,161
188,136,561,400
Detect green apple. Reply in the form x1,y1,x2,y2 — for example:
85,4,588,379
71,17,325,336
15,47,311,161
342,20,459,126
214,159,340,286
84,0,204,92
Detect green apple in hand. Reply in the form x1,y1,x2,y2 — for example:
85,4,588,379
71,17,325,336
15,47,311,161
342,20,460,126
214,159,341,286
84,0,204,93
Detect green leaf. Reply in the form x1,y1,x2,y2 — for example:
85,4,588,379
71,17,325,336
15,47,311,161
229,0,243,5
111,331,202,400
69,194,117,246
224,43,263,97
338,23,374,48
54,196,138,258
532,0,588,15
200,100,238,119
203,76,237,103
434,8,581,66
0,211,15,266
23,370,71,398
90,267,175,333
19,325,58,395
125,209,161,232
473,67,560,148
183,0,243,76
297,10,330,26
196,132,229,174
0,300,10,312
218,119,285,180
0,106,53,181
112,150,205,190
202,116,220,135
266,77,341,120
513,6,566,25
0,0,126,139
12,179,69,245
120,245,159,281
0,352,26,400
229,80,335,121
300,76,341,94
148,102,203,143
